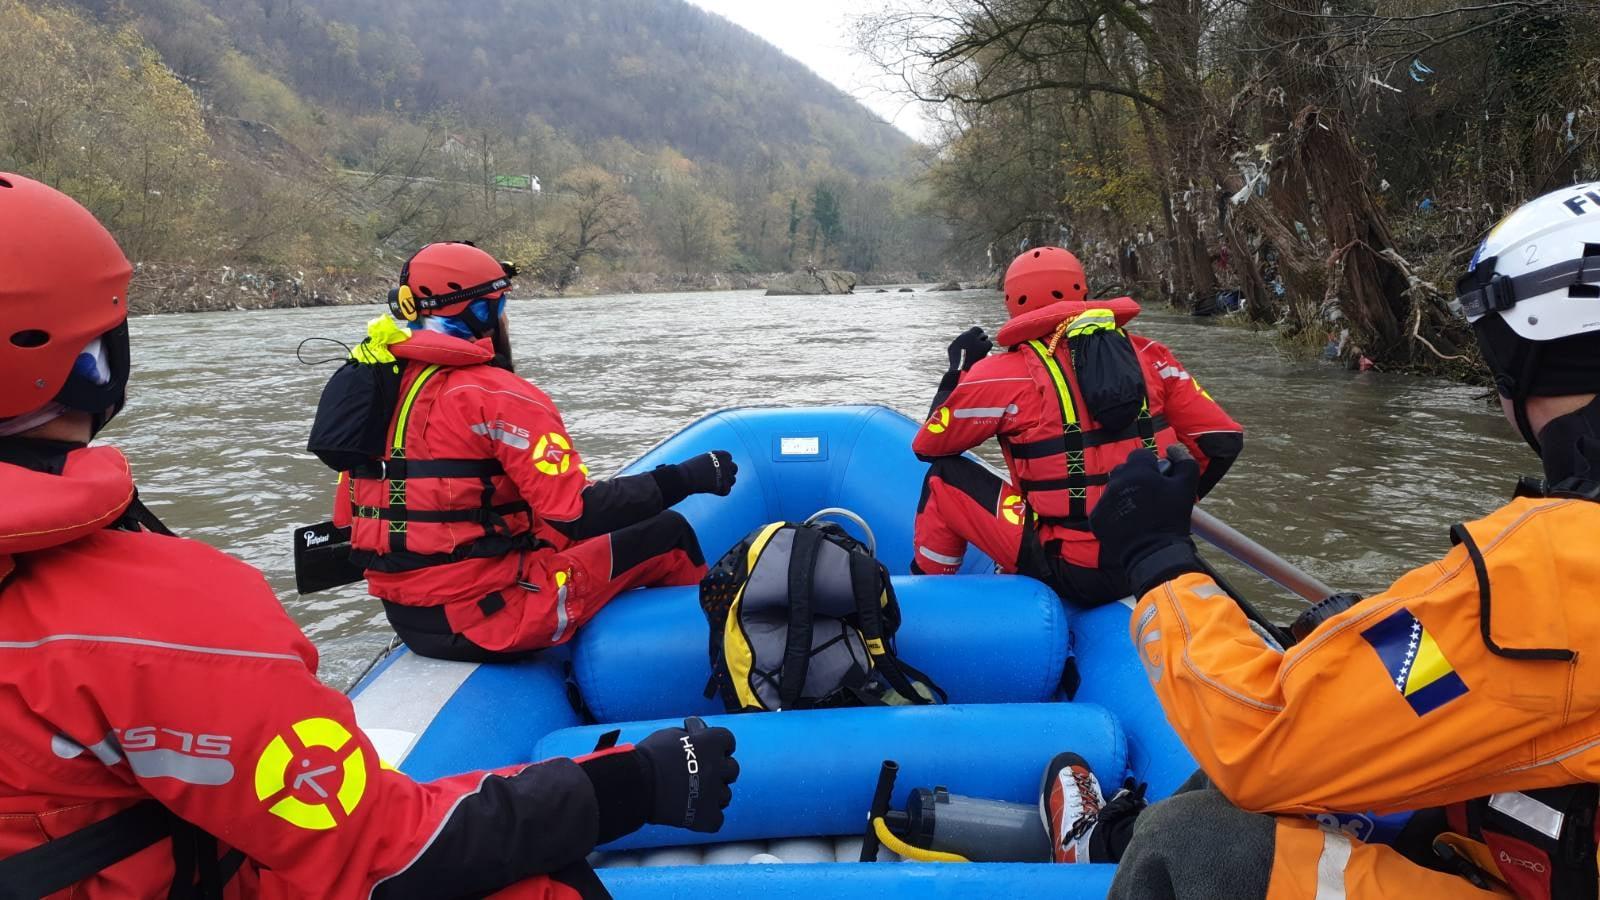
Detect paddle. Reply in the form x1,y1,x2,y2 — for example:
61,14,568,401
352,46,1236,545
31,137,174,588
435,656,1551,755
1154,447,1335,648
1190,507,1335,604
291,521,364,595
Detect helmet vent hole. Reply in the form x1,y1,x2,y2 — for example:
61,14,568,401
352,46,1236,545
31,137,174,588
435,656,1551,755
0,177,12,189
10,329,49,348
447,281,463,291
1017,294,1027,306
1074,283,1081,291
1032,250,1041,258
1051,290,1064,300
417,286,434,297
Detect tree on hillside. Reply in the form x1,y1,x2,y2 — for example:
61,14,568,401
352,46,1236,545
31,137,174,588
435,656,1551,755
649,181,736,275
0,0,217,261
548,166,639,288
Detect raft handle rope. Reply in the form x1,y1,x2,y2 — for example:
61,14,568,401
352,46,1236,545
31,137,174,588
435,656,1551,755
804,507,877,558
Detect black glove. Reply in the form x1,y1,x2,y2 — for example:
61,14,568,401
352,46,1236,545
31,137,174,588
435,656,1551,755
652,450,738,506
1090,446,1203,597
635,717,738,833
946,326,993,372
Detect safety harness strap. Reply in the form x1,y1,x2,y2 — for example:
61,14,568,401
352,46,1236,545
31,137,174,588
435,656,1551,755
0,801,242,900
351,499,530,524
1008,413,1169,457
1023,339,1089,522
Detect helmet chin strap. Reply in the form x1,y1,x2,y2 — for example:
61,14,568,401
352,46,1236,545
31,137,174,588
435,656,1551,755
1501,340,1545,453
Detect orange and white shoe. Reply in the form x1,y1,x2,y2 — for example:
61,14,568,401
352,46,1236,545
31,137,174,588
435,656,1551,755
1041,752,1106,863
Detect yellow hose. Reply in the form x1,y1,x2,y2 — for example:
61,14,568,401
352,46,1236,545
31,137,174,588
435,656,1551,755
871,817,970,863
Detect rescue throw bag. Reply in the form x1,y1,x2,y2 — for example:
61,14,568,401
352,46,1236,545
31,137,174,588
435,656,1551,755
1066,308,1146,433
306,338,407,473
699,514,945,712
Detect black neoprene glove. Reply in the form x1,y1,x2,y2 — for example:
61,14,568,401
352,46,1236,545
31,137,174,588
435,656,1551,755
946,326,993,373
635,717,738,833
652,450,738,507
1090,447,1204,597
577,717,739,843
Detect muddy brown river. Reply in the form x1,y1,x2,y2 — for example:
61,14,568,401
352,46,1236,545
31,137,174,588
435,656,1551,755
117,288,1525,687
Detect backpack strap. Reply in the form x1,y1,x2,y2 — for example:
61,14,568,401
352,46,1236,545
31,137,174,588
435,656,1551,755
846,554,941,705
778,525,823,711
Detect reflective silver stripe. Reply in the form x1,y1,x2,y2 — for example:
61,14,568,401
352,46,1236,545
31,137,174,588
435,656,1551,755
951,405,1018,419
1135,603,1158,633
1192,583,1226,600
127,749,235,786
916,546,964,567
1312,826,1350,896
0,634,301,662
551,582,572,643
369,772,495,899
1315,829,1351,900
1157,365,1191,381
1489,792,1565,840
51,734,86,760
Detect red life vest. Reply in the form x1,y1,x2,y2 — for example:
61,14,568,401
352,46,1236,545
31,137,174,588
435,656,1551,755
1439,787,1599,899
997,300,1179,532
342,332,543,578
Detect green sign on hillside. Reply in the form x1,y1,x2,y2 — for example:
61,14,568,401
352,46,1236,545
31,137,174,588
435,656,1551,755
494,175,533,190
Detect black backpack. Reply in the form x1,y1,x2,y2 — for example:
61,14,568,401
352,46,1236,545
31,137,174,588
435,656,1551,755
700,516,945,712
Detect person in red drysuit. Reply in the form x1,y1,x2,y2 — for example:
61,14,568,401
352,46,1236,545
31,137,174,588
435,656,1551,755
325,241,738,661
0,173,738,899
909,247,1244,605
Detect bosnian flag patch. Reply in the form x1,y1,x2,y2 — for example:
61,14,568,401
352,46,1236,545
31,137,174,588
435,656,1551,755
1361,608,1468,716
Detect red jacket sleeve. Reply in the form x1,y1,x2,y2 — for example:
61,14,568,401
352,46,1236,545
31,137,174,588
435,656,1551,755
1137,338,1244,496
911,355,1033,459
17,536,600,899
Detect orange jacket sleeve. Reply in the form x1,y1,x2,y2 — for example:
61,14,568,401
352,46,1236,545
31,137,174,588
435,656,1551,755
1134,497,1600,816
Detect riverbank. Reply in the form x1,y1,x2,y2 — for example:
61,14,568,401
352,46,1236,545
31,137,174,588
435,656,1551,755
126,262,974,314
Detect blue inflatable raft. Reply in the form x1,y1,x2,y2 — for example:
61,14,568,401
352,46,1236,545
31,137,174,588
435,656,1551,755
350,405,1198,897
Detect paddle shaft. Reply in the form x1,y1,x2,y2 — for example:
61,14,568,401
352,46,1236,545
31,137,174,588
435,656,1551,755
1190,507,1335,604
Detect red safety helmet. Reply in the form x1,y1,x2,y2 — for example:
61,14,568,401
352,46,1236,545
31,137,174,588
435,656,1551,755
1003,247,1088,320
0,173,133,422
388,241,517,323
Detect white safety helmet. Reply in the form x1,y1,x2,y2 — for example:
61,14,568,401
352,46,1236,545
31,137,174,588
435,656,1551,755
1458,182,1600,448
1458,182,1600,339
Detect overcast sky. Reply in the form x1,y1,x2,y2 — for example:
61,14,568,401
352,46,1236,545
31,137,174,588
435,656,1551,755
684,0,932,144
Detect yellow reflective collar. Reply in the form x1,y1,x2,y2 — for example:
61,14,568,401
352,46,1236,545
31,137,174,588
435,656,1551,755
393,364,442,452
1025,340,1079,428
351,316,413,365
1065,308,1119,338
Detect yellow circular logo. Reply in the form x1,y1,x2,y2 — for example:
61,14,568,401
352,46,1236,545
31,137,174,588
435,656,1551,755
533,432,574,476
927,407,951,434
1001,494,1026,525
254,717,368,830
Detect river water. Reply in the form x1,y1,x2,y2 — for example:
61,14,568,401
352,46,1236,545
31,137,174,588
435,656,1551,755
119,288,1525,687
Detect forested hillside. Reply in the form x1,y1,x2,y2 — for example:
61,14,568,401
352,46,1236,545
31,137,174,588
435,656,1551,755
1,0,945,294
863,0,1600,374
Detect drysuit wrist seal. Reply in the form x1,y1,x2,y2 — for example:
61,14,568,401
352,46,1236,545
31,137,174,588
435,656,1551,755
1124,540,1203,598
650,464,692,508
577,749,652,845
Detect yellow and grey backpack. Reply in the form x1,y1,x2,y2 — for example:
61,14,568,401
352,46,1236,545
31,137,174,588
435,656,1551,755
700,511,945,712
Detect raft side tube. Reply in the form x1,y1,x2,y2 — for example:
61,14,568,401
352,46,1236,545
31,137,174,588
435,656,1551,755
572,576,1069,722
600,862,1118,899
1069,601,1197,800
535,703,1126,851
618,405,998,577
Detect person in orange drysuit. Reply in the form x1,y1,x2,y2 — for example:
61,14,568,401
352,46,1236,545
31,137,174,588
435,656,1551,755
1089,184,1600,898
909,247,1243,605
0,174,739,899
